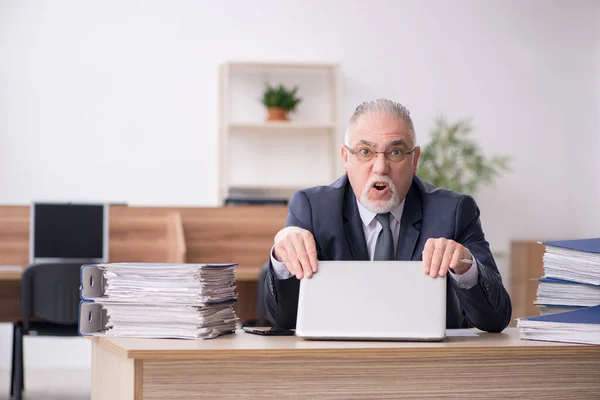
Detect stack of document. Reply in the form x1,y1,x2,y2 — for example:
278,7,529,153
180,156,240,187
532,239,600,315
518,238,600,345
540,239,600,285
535,277,600,306
517,304,600,345
79,263,238,339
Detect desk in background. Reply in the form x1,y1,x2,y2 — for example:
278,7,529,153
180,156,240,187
0,266,22,322
0,205,288,323
90,327,600,399
509,240,546,325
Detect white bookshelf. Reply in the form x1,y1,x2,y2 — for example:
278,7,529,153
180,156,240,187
218,61,343,204
228,122,337,131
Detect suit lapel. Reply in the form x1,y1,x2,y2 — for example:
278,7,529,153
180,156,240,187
342,183,369,261
396,182,423,260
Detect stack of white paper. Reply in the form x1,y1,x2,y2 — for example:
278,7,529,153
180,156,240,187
101,264,237,304
542,246,600,285
91,263,238,339
517,305,600,345
531,239,600,317
103,302,238,339
534,277,600,308
518,239,600,345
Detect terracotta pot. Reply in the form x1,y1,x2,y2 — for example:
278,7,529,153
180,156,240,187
266,107,288,121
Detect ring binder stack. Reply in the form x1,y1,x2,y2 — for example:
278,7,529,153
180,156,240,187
533,238,600,315
78,262,239,339
517,238,600,345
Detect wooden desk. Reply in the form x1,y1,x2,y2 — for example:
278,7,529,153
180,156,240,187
0,267,23,322
509,240,547,324
0,266,24,281
91,328,600,399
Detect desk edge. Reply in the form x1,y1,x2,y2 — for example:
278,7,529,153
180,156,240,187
92,341,600,360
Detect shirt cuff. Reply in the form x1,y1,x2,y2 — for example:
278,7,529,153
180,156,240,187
270,245,294,280
449,255,479,289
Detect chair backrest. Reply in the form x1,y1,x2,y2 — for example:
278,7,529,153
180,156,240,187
20,263,82,329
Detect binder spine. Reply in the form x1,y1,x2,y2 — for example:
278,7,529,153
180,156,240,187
78,264,108,336
80,265,105,299
78,302,108,336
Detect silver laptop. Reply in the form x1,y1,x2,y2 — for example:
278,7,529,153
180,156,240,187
295,260,447,341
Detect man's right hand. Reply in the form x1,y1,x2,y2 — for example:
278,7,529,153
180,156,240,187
273,226,318,280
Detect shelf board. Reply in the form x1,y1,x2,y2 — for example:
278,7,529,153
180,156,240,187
226,61,339,70
229,183,329,191
228,122,336,131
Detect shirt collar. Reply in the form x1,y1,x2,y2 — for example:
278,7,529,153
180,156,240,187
356,198,405,227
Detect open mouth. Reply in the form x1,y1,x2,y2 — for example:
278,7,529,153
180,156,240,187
373,182,388,191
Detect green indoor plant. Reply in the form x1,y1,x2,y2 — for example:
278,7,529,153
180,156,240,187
261,83,302,121
417,116,511,196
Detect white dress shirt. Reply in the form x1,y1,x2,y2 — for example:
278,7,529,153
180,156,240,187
270,200,479,289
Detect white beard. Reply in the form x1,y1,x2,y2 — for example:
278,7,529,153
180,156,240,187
359,174,400,213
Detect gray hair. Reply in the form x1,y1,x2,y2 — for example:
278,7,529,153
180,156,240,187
344,98,416,146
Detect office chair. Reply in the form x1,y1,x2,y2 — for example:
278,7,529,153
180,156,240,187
10,263,82,400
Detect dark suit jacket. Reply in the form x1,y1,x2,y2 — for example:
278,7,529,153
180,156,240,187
264,174,512,333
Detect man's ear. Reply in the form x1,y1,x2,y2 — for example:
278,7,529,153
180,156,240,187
412,146,421,174
341,145,349,172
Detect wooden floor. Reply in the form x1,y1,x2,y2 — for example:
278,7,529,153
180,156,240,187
0,369,90,400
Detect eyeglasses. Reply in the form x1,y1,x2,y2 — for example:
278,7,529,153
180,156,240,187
344,145,416,163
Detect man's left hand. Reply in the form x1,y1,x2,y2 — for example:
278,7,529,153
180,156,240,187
422,238,473,278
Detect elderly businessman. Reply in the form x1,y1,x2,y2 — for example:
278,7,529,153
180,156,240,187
264,98,512,333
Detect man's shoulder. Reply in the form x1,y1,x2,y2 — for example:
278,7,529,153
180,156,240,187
292,175,349,203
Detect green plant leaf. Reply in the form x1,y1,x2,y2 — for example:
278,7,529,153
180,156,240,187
261,83,302,111
417,116,511,195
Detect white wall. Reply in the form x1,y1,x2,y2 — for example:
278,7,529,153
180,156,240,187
596,5,600,233
0,0,598,369
565,0,600,237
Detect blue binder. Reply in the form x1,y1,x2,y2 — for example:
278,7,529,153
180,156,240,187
525,304,600,324
537,277,600,286
542,238,600,254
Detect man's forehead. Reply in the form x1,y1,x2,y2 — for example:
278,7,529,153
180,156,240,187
356,137,410,147
350,119,413,146
354,114,410,134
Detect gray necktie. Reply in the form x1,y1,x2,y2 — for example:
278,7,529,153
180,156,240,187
374,213,394,260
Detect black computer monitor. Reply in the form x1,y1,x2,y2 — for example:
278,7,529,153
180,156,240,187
29,202,109,264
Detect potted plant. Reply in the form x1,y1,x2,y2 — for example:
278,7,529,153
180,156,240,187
417,116,511,195
261,83,302,121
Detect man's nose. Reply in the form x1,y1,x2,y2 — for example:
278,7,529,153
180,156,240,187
371,153,389,174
